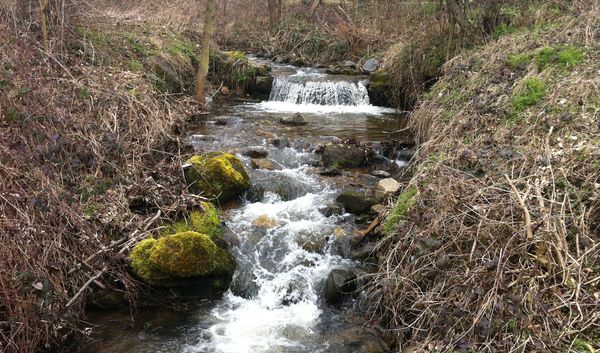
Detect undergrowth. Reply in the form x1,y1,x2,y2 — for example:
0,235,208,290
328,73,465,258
367,4,600,352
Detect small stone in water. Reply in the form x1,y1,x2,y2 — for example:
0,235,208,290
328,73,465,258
252,215,278,229
271,136,290,148
371,170,391,178
279,113,308,126
251,158,274,170
243,149,268,159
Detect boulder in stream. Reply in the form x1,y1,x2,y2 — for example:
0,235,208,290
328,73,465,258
184,152,251,202
129,231,236,287
279,113,308,126
160,202,227,248
319,144,366,168
336,190,378,215
242,148,268,159
251,158,274,170
324,268,357,304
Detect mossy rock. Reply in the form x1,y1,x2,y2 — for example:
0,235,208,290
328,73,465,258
130,231,236,287
367,69,392,107
185,152,251,202
161,202,227,248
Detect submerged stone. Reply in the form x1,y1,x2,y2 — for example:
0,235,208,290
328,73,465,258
184,152,251,202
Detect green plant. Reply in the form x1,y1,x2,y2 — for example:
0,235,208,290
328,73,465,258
383,186,418,235
493,23,517,39
512,77,546,112
507,52,532,70
536,46,584,70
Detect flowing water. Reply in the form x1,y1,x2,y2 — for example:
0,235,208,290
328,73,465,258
79,63,408,353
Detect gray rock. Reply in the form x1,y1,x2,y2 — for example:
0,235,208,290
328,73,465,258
362,58,380,73
242,148,268,159
371,170,391,178
351,242,378,261
324,268,357,304
319,202,344,217
318,167,342,177
336,190,377,215
249,75,274,97
279,113,308,126
271,136,290,148
320,144,366,168
375,178,400,198
145,56,193,93
343,60,357,68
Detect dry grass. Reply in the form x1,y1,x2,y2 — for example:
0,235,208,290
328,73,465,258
366,4,600,352
0,18,205,353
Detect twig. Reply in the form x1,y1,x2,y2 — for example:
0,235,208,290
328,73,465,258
504,174,533,240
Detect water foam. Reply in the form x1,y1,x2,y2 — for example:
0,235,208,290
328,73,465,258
184,191,350,353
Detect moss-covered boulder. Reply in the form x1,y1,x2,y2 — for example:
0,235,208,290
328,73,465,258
161,202,228,249
366,69,392,107
185,152,251,202
130,231,236,287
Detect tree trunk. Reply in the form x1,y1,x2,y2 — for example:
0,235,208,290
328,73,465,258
268,0,276,28
39,0,51,52
195,0,217,103
445,0,471,32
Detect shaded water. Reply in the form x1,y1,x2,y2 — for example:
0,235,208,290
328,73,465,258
79,63,407,353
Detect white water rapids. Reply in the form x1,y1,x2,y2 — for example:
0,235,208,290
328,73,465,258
183,155,352,353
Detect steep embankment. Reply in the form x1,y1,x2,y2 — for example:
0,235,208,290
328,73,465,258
372,9,599,353
0,16,267,353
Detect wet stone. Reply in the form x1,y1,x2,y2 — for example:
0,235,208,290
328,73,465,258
371,170,391,178
251,158,274,170
324,268,357,304
279,113,308,126
271,136,290,149
242,148,268,159
336,190,378,215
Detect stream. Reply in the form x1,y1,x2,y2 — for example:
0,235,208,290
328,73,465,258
79,63,408,353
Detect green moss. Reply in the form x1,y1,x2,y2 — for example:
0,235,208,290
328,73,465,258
493,23,517,39
511,77,546,112
129,232,235,286
162,202,223,241
75,87,91,100
571,338,595,353
228,51,248,62
4,106,21,123
536,46,584,70
185,153,251,202
130,60,143,72
383,186,418,235
507,52,532,70
166,40,198,65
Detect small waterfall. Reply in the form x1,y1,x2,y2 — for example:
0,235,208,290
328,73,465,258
269,77,370,106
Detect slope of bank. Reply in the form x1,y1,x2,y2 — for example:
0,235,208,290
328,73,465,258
371,7,599,353
0,15,267,353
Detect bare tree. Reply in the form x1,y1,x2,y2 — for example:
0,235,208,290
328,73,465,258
195,0,217,103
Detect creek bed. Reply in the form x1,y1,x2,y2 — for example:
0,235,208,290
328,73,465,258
78,64,408,353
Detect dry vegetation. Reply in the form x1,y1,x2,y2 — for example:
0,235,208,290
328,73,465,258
1,0,598,353
366,2,600,352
